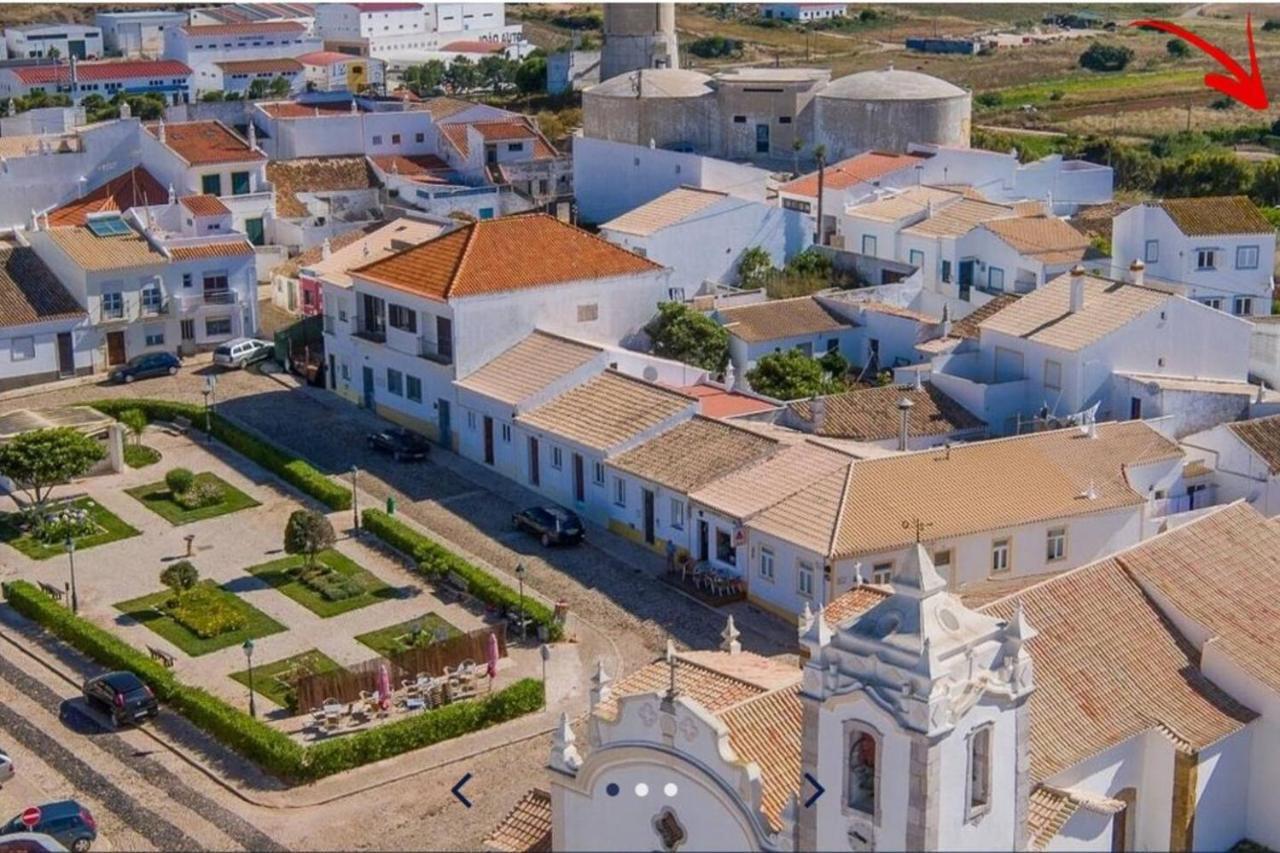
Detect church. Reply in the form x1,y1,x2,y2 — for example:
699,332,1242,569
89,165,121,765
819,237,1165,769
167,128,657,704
486,501,1280,852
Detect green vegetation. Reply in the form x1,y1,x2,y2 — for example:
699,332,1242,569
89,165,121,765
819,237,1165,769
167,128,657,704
361,508,562,641
737,246,774,289
124,445,162,468
0,428,105,517
356,613,462,657
745,349,843,401
975,68,1200,114
5,580,542,781
91,400,351,511
247,550,397,618
283,509,336,569
688,35,743,58
160,560,199,594
229,649,342,711
115,580,285,656
646,301,730,375
1078,42,1133,73
0,497,139,560
1166,38,1190,58
247,75,292,100
126,472,259,525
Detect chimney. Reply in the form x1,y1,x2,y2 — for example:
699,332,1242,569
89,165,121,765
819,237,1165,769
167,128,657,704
118,98,131,120
167,183,175,205
1068,265,1086,313
897,396,915,452
156,119,165,144
29,208,39,232
321,237,332,259
1128,258,1145,288
809,395,827,432
940,302,952,338
247,121,257,151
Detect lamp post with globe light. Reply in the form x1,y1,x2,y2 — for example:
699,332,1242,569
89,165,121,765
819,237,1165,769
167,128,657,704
242,638,257,719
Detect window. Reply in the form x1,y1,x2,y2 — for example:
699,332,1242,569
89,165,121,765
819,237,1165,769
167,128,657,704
1236,245,1260,270
988,266,1005,291
9,336,34,361
716,529,736,565
861,234,877,256
230,171,250,195
847,729,877,815
670,498,685,530
826,338,839,353
406,375,422,403
1196,249,1216,270
414,132,425,143
141,283,163,314
967,726,992,820
613,476,626,507
501,423,511,443
871,562,893,584
338,303,348,322
1204,297,1223,311
372,134,383,145
1234,296,1253,316
759,546,774,580
551,446,563,470
341,362,350,381
797,560,815,598
506,142,523,152
101,291,123,319
1144,239,1159,263
933,548,952,581
1043,359,1062,391
1047,527,1066,562
991,538,1011,574
386,368,403,396
391,133,401,145
182,272,193,289
941,259,952,283
779,115,792,124
593,461,605,485
782,198,811,214
733,115,746,124
201,173,222,196
577,303,598,322
909,249,924,268
388,303,417,333
144,326,165,347
205,317,232,337
467,411,477,430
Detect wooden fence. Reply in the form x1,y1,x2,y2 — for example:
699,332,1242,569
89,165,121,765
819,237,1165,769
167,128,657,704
293,625,507,711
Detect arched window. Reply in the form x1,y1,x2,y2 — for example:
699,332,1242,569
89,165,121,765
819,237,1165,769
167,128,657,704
847,730,877,814
967,725,992,820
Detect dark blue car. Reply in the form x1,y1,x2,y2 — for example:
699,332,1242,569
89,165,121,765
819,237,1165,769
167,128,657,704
2,801,97,851
109,352,181,384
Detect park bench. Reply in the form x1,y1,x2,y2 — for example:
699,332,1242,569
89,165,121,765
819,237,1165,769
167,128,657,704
147,646,175,668
170,415,193,436
445,571,470,595
36,581,64,603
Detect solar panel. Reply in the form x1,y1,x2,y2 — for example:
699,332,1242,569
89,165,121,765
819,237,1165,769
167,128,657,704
87,216,132,238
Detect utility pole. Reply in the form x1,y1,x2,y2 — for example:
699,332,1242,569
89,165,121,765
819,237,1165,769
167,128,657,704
813,144,827,246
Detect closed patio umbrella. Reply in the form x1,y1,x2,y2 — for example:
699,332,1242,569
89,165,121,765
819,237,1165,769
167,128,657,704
377,662,392,711
486,632,499,681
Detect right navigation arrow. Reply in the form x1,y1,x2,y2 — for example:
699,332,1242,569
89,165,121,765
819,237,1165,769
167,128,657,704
803,772,825,808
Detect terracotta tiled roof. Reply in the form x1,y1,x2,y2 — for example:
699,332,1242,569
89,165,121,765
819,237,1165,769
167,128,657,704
718,296,854,343
1027,788,1079,851
257,100,361,118
787,382,985,441
720,685,804,832
0,247,84,329
845,186,962,223
214,58,302,74
10,59,191,85
690,439,854,522
418,96,480,121
43,227,165,271
368,153,453,184
276,223,380,278
611,416,779,492
351,215,661,302
442,118,557,160
47,167,168,227
1158,195,1274,236
456,330,603,406
1068,201,1130,241
980,272,1171,352
266,156,374,218
601,652,791,718
167,240,253,261
950,293,1020,340
982,505,1261,781
307,219,444,289
780,152,922,198
983,216,1099,265
443,39,507,54
297,50,366,65
601,186,728,237
181,20,306,35
1227,413,1280,474
484,789,551,852
178,195,230,217
823,584,891,626
147,121,264,166
515,370,695,452
955,571,1065,609
1183,459,1213,478
901,198,1019,238
677,384,779,419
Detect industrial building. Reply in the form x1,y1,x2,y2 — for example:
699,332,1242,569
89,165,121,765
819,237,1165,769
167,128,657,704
599,2,678,82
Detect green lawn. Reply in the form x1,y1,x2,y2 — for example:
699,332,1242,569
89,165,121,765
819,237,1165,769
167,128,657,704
125,472,259,525
0,497,141,560
229,649,343,710
355,614,462,657
115,581,286,656
123,444,162,469
245,550,398,618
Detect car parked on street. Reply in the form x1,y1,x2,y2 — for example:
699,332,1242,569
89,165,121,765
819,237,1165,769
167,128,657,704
1,802,95,852
108,352,181,384
0,831,69,852
212,338,273,370
513,505,585,547
82,671,157,727
0,748,12,786
366,427,431,462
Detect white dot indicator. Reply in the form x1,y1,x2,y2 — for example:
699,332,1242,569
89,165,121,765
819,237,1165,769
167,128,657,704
664,782,679,797
634,782,649,797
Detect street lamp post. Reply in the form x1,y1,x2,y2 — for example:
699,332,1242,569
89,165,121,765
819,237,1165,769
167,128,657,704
202,375,217,442
515,562,527,643
350,465,359,533
242,638,257,719
64,537,78,614
539,643,550,711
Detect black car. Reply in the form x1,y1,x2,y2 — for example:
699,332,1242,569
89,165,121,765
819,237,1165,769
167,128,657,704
1,800,97,852
513,505,585,547
366,427,431,461
82,671,158,727
108,352,181,384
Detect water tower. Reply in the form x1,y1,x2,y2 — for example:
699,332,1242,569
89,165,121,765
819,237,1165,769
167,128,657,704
600,3,678,83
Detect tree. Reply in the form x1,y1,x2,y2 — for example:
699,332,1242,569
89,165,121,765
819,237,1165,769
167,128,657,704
646,301,730,374
1166,38,1190,58
1154,151,1252,197
515,55,547,95
786,247,833,277
160,560,199,594
406,59,446,95
201,90,226,103
1253,158,1280,207
268,75,292,99
247,78,269,100
444,56,479,93
746,349,840,401
0,428,105,515
284,509,336,568
737,246,774,289
117,409,147,446
477,55,513,92
1079,42,1133,72
45,46,60,60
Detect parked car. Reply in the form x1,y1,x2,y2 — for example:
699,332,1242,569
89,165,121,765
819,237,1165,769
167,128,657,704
1,802,95,852
212,338,273,370
513,505,585,547
366,427,431,462
0,748,12,786
82,671,157,727
0,831,69,852
108,352,180,384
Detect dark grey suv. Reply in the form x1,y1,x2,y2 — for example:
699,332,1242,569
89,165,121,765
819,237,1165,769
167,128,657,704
83,671,158,727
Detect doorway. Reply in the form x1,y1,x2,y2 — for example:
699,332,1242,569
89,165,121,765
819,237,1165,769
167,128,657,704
959,260,975,300
642,489,655,545
437,399,451,448
56,332,74,377
572,454,585,504
483,416,495,465
528,437,540,486
327,355,336,390
755,123,769,154
697,520,709,562
105,331,125,366
1129,397,1142,420
1111,788,1136,852
361,366,374,409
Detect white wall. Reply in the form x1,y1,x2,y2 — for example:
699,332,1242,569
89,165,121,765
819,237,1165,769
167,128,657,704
1181,424,1280,516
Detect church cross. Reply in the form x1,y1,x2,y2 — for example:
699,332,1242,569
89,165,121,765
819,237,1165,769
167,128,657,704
902,518,934,543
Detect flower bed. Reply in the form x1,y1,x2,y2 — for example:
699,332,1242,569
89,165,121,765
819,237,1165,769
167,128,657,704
123,445,161,469
229,649,342,711
246,550,397,618
125,472,260,525
355,613,461,657
114,580,285,656
0,497,140,560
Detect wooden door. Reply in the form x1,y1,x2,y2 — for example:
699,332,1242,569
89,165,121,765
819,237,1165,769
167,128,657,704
56,332,74,377
572,454,585,504
528,437,540,486
643,489,655,545
483,416,495,465
106,331,125,366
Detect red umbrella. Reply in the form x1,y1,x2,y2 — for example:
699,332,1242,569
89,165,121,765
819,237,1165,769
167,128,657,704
377,662,392,711
486,632,499,681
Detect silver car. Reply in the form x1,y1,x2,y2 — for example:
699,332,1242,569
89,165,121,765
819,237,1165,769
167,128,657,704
0,748,12,786
212,338,272,369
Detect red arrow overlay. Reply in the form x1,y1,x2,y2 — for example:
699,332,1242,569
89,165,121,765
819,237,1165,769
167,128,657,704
1129,14,1268,110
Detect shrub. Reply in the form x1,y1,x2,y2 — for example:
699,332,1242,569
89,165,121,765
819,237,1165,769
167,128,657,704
167,583,248,638
1166,38,1190,58
174,478,225,510
165,467,195,495
688,36,741,58
284,509,336,568
362,509,562,641
33,504,96,545
123,445,161,469
974,91,1002,109
118,408,147,445
1079,42,1133,72
645,302,730,375
295,564,363,601
160,560,199,593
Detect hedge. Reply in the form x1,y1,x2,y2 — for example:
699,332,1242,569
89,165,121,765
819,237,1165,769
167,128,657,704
2,580,543,782
92,399,350,511
362,508,563,641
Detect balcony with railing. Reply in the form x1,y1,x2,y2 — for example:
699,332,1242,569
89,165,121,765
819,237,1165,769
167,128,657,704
172,288,242,314
354,322,387,344
1151,485,1217,519
418,335,453,366
98,295,169,324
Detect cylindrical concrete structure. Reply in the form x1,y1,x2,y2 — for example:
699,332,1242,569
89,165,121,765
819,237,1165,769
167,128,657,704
582,68,717,152
600,2,678,83
815,68,971,160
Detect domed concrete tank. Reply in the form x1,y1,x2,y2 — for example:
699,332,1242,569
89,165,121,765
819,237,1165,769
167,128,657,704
600,2,678,83
815,67,971,159
582,68,718,152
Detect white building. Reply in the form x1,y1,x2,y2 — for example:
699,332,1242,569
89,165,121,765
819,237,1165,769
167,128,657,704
209,58,303,98
1182,413,1280,517
164,21,322,95
0,245,90,391
949,215,1107,299
716,295,861,385
297,50,386,93
761,3,848,21
781,380,986,449
4,23,103,60
1111,196,1276,316
314,3,520,60
95,10,188,58
0,59,193,106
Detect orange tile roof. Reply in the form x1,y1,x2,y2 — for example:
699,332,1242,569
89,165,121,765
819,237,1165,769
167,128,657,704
351,214,661,301
147,121,264,166
984,216,1100,265
678,384,779,419
181,20,306,36
441,118,557,159
787,382,985,441
1157,195,1273,236
485,789,551,852
0,247,85,329
167,240,254,260
368,153,453,184
297,50,367,65
1226,413,1280,474
442,39,507,54
718,296,854,343
214,58,302,75
178,195,230,217
780,151,923,198
47,167,168,227
823,584,891,626
12,59,191,85
720,685,804,832
257,100,361,118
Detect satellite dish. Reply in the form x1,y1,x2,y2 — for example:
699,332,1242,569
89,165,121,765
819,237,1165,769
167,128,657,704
643,366,659,382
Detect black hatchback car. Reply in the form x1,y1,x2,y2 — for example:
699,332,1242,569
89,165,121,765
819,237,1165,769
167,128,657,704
513,505,585,547
366,427,431,461
1,800,97,852
83,671,158,727
109,351,181,384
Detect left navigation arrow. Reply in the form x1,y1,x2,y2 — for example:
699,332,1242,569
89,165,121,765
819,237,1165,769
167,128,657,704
452,772,474,808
